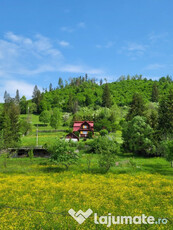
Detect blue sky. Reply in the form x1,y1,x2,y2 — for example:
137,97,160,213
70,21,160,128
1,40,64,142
0,0,173,101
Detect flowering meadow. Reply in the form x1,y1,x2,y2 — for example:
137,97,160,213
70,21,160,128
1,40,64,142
0,157,172,229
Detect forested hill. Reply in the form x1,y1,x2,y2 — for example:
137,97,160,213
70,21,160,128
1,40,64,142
38,75,173,112
3,75,173,114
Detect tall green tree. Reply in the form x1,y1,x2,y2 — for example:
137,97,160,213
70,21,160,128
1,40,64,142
126,93,145,121
19,96,27,114
58,77,63,89
102,83,112,108
122,116,156,156
50,108,62,129
39,110,51,125
158,89,173,135
1,102,21,148
32,85,41,113
49,83,53,92
151,83,159,102
15,89,20,103
4,91,11,103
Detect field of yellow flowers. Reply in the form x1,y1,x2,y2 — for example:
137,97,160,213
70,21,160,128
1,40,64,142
0,157,172,229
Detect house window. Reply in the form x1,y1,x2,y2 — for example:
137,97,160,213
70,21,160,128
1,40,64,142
83,125,88,129
81,131,88,135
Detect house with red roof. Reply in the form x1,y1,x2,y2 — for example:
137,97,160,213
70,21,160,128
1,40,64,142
73,121,94,138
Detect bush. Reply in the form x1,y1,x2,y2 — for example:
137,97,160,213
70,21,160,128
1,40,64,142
94,118,112,132
74,131,79,137
87,131,93,139
20,119,32,136
88,136,120,172
97,137,119,172
122,116,156,156
39,110,51,125
48,139,79,170
100,129,108,136
160,140,173,167
28,149,34,161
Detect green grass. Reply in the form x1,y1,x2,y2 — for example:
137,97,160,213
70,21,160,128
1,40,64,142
0,155,172,229
21,132,65,146
20,114,68,146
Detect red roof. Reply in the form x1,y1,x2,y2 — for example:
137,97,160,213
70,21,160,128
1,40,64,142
73,121,94,132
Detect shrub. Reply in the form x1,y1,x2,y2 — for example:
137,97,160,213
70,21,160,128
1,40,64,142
39,110,51,125
97,137,119,172
74,131,79,137
88,136,120,172
122,116,156,156
20,119,32,136
87,131,93,139
48,139,79,170
160,140,173,167
28,149,34,161
100,129,108,136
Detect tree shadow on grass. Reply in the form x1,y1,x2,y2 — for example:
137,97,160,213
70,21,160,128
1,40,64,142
34,124,47,127
142,164,173,176
40,166,66,173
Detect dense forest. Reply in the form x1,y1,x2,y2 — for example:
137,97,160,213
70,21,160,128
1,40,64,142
17,74,173,113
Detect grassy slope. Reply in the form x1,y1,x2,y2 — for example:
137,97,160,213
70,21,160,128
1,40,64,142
20,114,68,146
0,155,172,229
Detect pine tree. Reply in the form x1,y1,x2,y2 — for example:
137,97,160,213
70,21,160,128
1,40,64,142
67,94,73,112
102,83,112,108
58,78,63,89
2,112,12,147
9,103,20,143
4,91,11,103
151,83,159,102
158,89,173,135
15,89,20,103
126,93,145,121
49,83,53,92
1,101,20,148
32,85,41,113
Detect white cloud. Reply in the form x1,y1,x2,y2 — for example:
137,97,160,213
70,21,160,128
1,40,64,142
5,32,23,42
61,27,74,33
148,32,168,43
59,64,103,75
105,41,114,48
120,42,147,59
59,40,70,47
5,32,33,45
0,32,104,101
96,44,102,49
96,41,114,49
145,63,165,70
0,32,102,75
61,22,86,33
126,42,146,52
0,80,38,102
77,22,85,28
0,32,63,77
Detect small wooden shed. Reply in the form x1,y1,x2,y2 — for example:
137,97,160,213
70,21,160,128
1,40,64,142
65,132,79,142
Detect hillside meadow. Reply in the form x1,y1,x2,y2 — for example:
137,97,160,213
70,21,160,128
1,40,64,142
20,114,67,146
0,155,172,229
